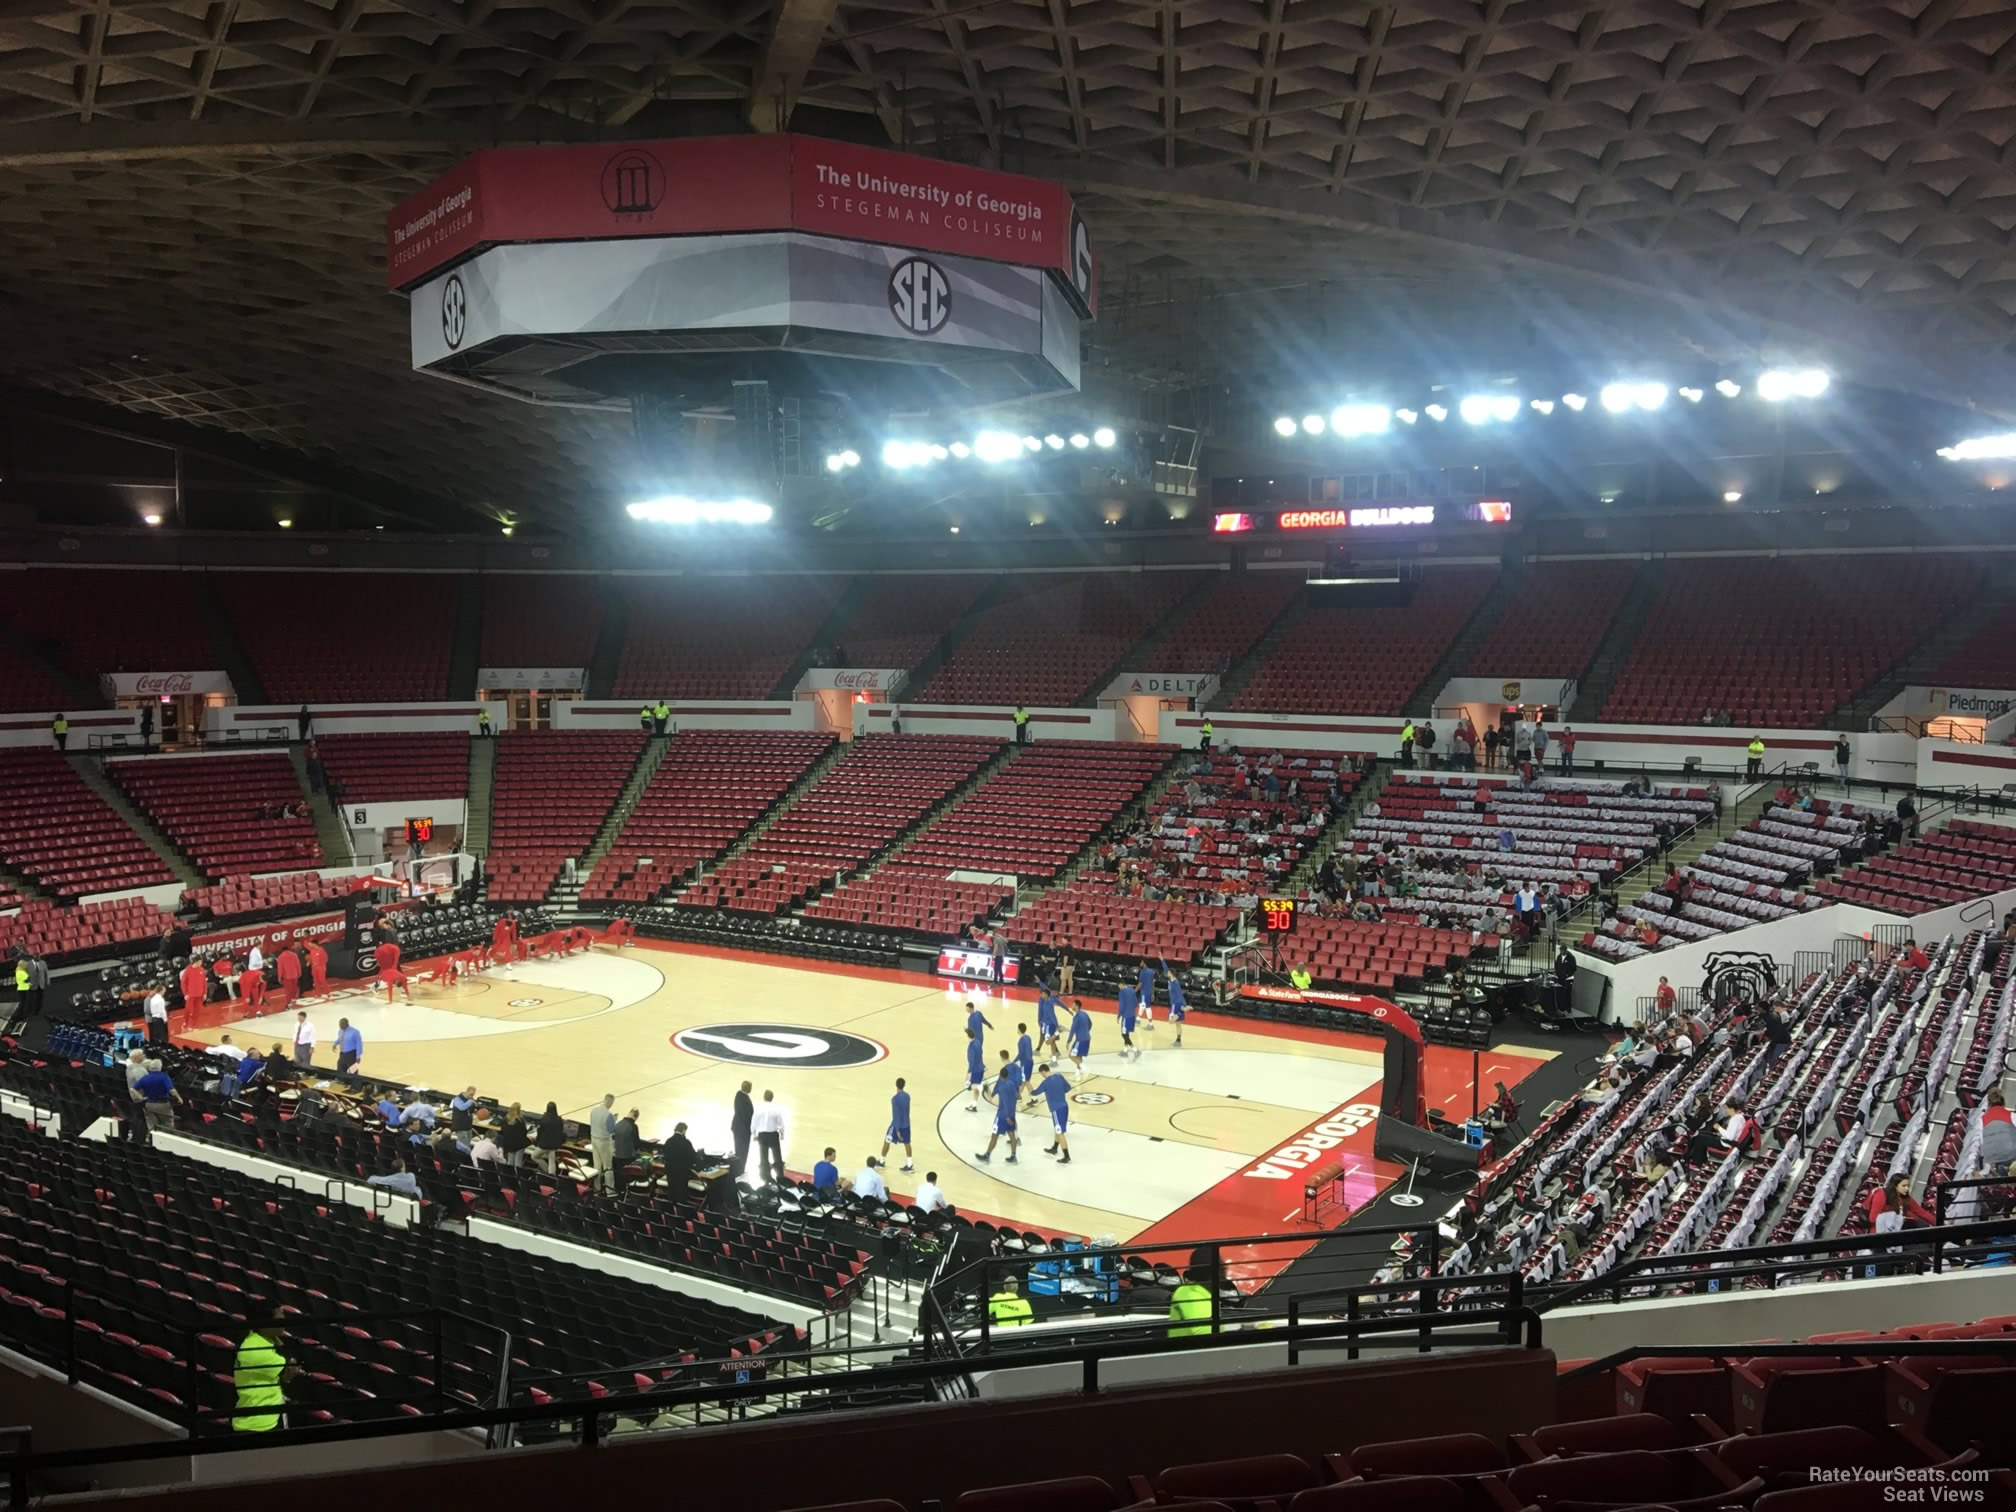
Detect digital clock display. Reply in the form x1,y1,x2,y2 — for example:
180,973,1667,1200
405,817,434,845
1260,898,1299,934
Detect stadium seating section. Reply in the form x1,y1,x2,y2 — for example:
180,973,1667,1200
1931,601,2016,691
1466,559,1639,679
1128,746,1358,898
917,571,1205,706
0,749,175,900
109,752,321,880
0,643,79,715
1600,556,1976,726
1233,569,1496,714
313,732,470,803
676,734,1001,914
486,731,646,903
803,869,1016,935
579,730,835,905
1287,915,1492,995
0,897,177,961
1147,572,1304,675
1,569,214,685
826,574,988,671
1004,877,1238,967
478,574,606,672
613,576,846,700
222,573,458,703
182,871,354,924
1819,819,2016,914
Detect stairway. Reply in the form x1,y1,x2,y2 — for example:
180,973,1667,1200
1610,784,1773,917
190,573,266,704
584,587,629,700
1403,567,1524,716
286,744,355,867
1282,762,1396,897
1028,747,1191,899
691,739,854,880
446,577,484,699
66,755,204,891
464,735,497,859
568,734,673,886
1075,572,1220,706
1568,559,1665,720
895,576,1011,699
768,576,872,697
0,624,103,711
1204,589,1310,710
1830,570,2016,731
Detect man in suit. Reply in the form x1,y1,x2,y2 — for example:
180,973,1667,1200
730,1081,754,1178
664,1121,697,1199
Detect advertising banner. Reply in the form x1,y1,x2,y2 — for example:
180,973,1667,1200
1098,672,1220,701
386,135,1092,312
100,671,233,699
796,669,907,693
476,667,587,690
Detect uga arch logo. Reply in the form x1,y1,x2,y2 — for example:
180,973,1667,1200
672,1024,887,1069
888,256,951,335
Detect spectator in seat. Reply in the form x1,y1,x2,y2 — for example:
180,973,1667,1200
1868,1173,1935,1232
470,1126,503,1165
1557,727,1577,774
1900,938,1931,972
367,1154,421,1200
853,1155,889,1202
1708,1101,1758,1159
914,1171,947,1213
1980,1089,2016,1174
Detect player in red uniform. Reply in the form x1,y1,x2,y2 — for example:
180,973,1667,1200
178,959,208,1012
375,938,411,1001
305,939,328,995
238,964,266,1010
275,946,301,1003
490,915,514,967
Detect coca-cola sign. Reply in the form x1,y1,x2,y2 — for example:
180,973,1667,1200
797,668,906,694
100,670,233,699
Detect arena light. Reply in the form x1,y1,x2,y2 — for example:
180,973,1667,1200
949,441,971,459
1330,404,1390,437
626,496,774,525
1022,435,1042,452
1395,408,1419,424
1424,404,1448,422
1458,395,1494,425
1069,433,1090,449
825,454,847,472
277,518,294,529
1715,378,1742,398
1093,427,1117,448
840,449,860,468
974,430,1022,463
500,524,514,536
142,512,163,526
1679,386,1704,403
1723,490,1744,503
928,444,949,461
1758,367,1830,401
1273,416,1298,437
1043,434,1066,450
1937,433,2016,461
1634,382,1668,410
882,439,915,469
1300,414,1326,435
1529,399,1555,416
1561,393,1587,411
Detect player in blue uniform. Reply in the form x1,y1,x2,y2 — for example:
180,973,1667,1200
880,1077,914,1172
1035,1062,1073,1163
976,1057,1021,1164
1068,999,1093,1077
1116,983,1140,1060
965,999,994,1051
1164,959,1188,1048
1015,1024,1037,1106
964,1027,986,1111
1035,988,1061,1057
1137,959,1158,1031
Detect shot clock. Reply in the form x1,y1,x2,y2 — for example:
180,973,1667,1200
405,817,434,846
1260,898,1299,934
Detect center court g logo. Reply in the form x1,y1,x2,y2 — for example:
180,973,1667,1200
673,1024,886,1069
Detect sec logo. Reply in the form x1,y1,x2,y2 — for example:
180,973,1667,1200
508,998,544,1008
672,1024,887,1069
888,256,951,335
1071,1091,1113,1106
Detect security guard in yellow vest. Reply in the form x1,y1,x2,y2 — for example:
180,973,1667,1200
1168,1273,1214,1337
987,1275,1033,1328
476,707,492,737
1013,705,1030,745
233,1309,292,1431
1746,735,1765,778
13,959,28,1013
1399,720,1415,768
653,700,671,735
1199,717,1214,752
51,714,68,752
639,704,654,732
1289,964,1312,993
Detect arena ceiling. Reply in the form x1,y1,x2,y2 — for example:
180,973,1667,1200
5,0,2016,528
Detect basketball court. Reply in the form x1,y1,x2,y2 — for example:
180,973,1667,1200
175,938,1554,1262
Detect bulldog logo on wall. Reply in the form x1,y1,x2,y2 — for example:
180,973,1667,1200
672,1024,887,1069
1702,951,1780,1012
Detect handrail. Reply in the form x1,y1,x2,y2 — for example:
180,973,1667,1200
0,1303,1544,1504
1559,1336,2016,1381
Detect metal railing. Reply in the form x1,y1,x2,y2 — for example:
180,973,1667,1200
0,1302,1544,1505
